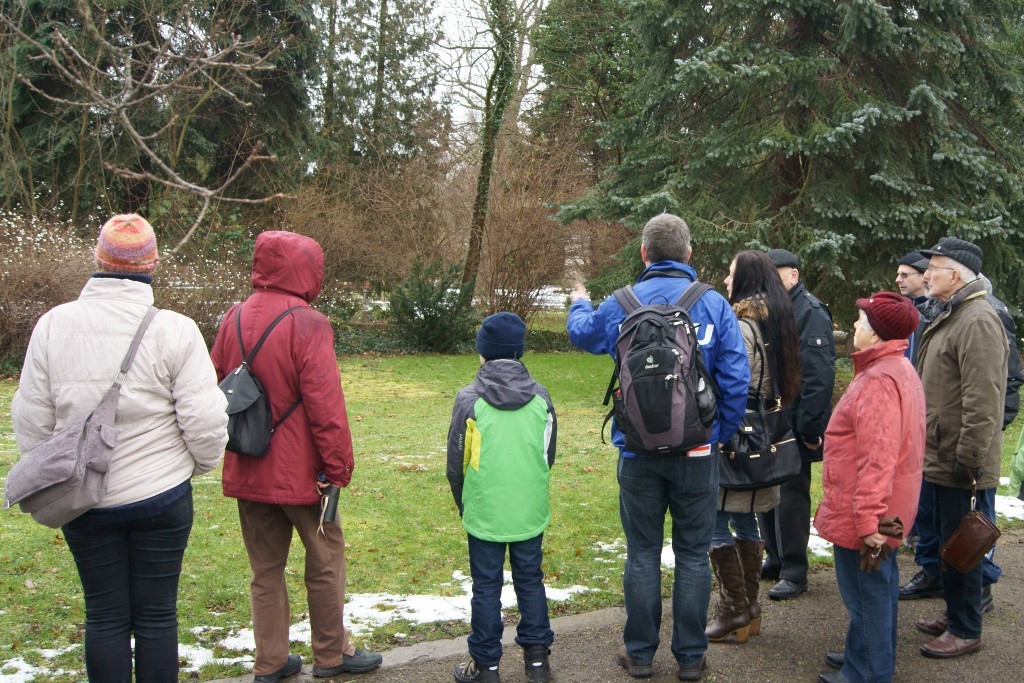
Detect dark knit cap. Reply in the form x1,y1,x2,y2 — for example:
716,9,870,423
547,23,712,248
898,251,930,274
920,237,983,275
856,291,919,341
476,312,526,360
766,248,799,269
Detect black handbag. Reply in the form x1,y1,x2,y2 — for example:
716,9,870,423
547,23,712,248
719,321,802,491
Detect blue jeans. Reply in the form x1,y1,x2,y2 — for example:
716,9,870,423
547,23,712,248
62,491,194,683
467,533,553,665
934,484,985,639
913,481,1001,586
617,451,717,668
834,545,899,683
712,510,761,547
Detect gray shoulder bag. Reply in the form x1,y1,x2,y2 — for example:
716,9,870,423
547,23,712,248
3,306,159,528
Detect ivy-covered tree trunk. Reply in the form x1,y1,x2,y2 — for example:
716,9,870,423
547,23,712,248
462,0,518,285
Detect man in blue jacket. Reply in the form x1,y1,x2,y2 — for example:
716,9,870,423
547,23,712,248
567,213,748,681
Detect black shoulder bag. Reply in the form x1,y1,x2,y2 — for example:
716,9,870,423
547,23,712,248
719,320,801,490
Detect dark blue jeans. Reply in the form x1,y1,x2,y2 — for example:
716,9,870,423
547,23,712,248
62,491,194,683
914,481,1001,586
467,533,553,665
933,484,985,639
617,451,717,669
834,545,899,683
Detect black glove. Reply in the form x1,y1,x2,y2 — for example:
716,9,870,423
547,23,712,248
952,460,982,486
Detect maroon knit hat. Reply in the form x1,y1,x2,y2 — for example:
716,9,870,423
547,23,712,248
94,214,159,273
855,291,919,341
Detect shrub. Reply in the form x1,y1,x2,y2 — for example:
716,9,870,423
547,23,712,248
389,259,476,353
0,213,94,370
152,255,250,346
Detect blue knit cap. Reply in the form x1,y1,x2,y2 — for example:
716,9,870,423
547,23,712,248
476,312,526,360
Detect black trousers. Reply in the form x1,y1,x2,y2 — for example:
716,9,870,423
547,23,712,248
758,461,812,584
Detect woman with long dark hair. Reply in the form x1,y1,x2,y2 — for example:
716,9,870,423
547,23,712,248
706,249,802,644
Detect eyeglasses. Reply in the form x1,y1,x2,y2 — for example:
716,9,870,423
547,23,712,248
895,271,921,280
925,265,957,274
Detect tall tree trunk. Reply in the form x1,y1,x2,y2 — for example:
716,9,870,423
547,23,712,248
462,0,518,285
324,0,339,131
371,0,389,149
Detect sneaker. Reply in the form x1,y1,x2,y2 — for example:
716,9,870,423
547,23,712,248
312,649,383,676
616,645,653,678
453,659,500,683
254,654,302,683
523,645,551,683
898,570,943,600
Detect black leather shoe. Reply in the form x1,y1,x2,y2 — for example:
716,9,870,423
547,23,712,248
760,562,780,581
981,586,993,613
824,650,844,669
819,670,849,683
768,579,807,600
899,570,943,600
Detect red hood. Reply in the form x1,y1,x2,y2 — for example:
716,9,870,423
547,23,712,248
251,231,324,302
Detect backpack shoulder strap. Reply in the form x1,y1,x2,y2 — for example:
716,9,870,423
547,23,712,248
612,286,644,314
674,281,712,312
239,305,305,364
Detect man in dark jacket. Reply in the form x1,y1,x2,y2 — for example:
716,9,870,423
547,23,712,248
895,251,932,363
211,231,382,682
567,213,749,681
759,249,836,601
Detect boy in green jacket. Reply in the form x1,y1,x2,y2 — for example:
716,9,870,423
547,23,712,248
447,312,558,683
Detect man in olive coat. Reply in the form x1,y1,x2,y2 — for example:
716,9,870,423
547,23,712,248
913,237,1008,659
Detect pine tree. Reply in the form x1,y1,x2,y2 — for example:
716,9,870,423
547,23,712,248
558,0,1024,314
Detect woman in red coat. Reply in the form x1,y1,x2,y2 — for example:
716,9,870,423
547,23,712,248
814,292,925,683
211,231,380,682
815,294,929,683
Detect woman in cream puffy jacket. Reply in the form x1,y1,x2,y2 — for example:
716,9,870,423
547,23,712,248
11,214,228,683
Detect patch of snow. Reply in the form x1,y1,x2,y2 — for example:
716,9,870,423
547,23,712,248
997,494,1024,521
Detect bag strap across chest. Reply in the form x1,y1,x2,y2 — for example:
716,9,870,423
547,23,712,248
95,306,160,421
236,305,304,365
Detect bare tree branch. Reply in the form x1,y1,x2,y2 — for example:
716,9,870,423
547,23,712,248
0,1,292,250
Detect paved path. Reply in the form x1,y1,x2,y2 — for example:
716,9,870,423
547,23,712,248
212,530,1024,682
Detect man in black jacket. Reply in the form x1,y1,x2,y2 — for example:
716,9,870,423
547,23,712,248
759,249,836,600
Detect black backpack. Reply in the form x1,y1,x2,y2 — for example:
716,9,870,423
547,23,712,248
219,305,303,457
602,279,718,454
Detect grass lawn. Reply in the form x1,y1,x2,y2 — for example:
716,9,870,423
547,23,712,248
1,351,1021,681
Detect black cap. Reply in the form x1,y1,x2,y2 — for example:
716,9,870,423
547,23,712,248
920,237,983,275
766,248,799,269
899,251,930,274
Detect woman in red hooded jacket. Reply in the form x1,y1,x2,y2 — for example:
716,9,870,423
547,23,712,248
813,292,925,683
211,231,380,682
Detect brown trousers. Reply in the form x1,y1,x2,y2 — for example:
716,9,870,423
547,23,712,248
238,500,351,675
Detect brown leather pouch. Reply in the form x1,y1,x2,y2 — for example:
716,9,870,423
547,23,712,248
940,508,1001,573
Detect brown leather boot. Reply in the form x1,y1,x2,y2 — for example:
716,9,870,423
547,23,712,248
736,539,765,636
706,544,751,643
